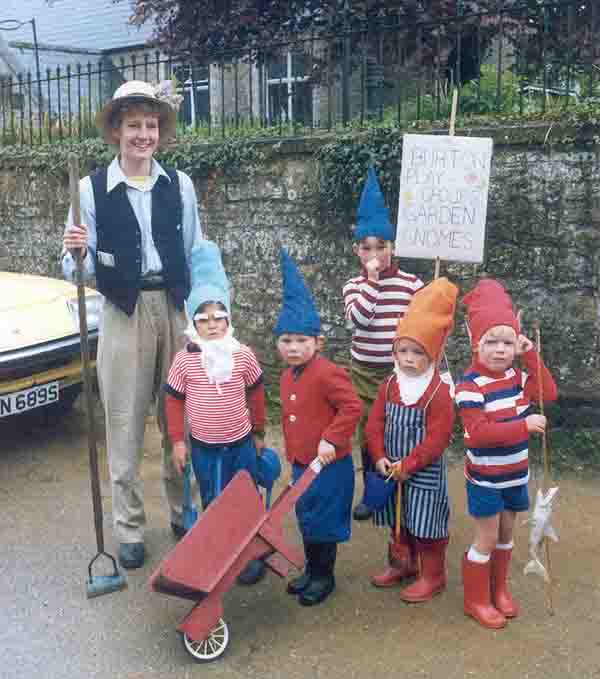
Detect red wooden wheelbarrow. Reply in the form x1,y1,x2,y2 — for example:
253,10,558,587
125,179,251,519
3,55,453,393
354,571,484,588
148,458,322,662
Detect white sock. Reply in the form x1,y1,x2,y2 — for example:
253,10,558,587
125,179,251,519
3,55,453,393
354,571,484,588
496,542,513,551
467,546,490,563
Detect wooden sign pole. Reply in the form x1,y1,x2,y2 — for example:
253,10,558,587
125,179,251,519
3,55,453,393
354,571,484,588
433,88,458,281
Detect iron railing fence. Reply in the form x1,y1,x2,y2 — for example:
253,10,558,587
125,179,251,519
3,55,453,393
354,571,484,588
1,0,598,146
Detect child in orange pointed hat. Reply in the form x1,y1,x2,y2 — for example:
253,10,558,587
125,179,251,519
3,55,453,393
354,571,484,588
364,277,458,603
455,279,558,630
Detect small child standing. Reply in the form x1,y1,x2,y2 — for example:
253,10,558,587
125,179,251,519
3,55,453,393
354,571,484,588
275,249,362,606
163,239,267,585
343,166,424,521
365,278,457,601
455,279,558,629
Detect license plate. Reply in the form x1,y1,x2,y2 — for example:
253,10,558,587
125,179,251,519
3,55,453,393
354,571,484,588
0,381,59,418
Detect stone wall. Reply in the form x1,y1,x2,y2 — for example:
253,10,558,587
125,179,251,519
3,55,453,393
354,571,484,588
0,130,599,425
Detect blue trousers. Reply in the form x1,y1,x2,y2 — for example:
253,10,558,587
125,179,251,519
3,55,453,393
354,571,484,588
190,435,258,510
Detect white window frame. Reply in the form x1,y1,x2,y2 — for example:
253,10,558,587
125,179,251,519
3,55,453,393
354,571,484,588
265,50,310,123
177,65,209,125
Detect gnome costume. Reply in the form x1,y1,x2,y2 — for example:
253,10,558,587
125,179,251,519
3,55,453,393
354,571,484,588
455,278,558,628
344,166,425,522
364,278,458,602
275,249,362,606
164,240,267,585
353,165,395,242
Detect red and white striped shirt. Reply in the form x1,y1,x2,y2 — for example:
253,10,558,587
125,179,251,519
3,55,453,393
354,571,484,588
343,265,424,366
165,344,263,444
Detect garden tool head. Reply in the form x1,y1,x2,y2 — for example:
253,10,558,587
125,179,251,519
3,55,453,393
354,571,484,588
86,552,127,599
256,447,282,508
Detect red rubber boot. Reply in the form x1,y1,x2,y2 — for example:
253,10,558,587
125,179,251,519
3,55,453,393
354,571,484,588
370,530,417,588
399,538,447,603
491,548,519,618
462,553,507,629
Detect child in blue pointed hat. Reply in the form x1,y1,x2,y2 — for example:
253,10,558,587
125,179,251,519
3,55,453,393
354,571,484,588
275,248,362,606
163,239,267,585
342,165,425,521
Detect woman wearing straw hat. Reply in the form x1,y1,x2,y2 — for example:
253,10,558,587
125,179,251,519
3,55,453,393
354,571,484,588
62,80,203,569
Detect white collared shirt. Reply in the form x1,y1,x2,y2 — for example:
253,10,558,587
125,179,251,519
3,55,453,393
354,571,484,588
62,156,203,280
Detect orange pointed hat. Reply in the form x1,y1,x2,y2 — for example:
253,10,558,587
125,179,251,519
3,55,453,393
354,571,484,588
395,277,459,360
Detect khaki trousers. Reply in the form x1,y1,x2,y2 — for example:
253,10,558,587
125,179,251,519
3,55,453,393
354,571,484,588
97,290,187,543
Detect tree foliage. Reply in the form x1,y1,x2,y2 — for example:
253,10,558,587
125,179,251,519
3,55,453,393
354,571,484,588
120,1,597,91
122,1,472,62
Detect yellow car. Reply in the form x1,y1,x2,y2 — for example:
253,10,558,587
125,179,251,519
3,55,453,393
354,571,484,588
0,271,103,419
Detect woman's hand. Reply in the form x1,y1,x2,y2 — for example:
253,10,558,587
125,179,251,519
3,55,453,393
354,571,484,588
63,223,88,257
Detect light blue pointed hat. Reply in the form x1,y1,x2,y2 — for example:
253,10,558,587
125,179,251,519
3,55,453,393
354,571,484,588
353,165,395,241
185,240,231,318
273,248,321,337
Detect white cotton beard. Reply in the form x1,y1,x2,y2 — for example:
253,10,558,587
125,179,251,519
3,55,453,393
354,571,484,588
394,362,435,406
186,324,240,393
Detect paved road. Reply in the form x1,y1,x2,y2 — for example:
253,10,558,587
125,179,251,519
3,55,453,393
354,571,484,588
2,402,600,679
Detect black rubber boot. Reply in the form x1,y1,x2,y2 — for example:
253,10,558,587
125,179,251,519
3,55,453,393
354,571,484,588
353,447,374,521
287,541,316,595
298,543,337,606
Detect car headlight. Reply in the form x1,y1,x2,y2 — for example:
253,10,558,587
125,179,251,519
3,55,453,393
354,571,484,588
67,294,104,332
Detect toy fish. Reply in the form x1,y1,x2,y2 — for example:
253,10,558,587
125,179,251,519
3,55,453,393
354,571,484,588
523,486,559,582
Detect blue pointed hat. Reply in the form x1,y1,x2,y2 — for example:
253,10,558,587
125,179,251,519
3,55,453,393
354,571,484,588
353,165,395,241
274,249,321,337
185,240,231,318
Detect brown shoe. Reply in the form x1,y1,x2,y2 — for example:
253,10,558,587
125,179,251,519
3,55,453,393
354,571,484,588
462,553,506,629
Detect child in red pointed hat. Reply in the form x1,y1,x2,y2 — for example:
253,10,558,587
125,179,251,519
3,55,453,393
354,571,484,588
364,277,457,603
455,279,558,629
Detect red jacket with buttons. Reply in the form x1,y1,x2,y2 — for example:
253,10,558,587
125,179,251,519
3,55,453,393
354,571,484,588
280,355,362,465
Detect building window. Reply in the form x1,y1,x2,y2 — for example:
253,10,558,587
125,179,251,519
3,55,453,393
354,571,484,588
175,65,209,126
266,49,312,125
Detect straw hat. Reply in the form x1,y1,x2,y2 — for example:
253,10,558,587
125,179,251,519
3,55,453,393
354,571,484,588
96,80,178,145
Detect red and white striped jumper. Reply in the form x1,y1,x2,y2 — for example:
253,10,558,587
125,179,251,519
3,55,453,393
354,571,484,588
343,264,424,368
164,343,265,446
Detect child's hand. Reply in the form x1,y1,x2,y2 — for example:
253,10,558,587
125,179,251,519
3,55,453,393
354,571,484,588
171,441,188,475
391,461,410,482
526,414,547,434
517,334,534,355
365,256,380,281
375,458,392,477
317,439,336,466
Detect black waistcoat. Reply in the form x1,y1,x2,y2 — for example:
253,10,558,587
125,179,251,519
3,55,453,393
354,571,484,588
90,166,191,316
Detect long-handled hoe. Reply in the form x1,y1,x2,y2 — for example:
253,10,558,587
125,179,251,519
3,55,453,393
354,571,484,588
68,153,127,598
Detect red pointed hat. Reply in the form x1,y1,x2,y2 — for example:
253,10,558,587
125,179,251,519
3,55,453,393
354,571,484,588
462,278,519,347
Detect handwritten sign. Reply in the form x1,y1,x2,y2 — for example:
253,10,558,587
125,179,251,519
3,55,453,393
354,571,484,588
395,134,493,264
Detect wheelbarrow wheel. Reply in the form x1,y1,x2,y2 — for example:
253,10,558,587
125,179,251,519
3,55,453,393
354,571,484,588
182,618,230,662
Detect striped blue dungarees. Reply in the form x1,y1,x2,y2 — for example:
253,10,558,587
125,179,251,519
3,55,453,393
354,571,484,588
373,376,450,539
